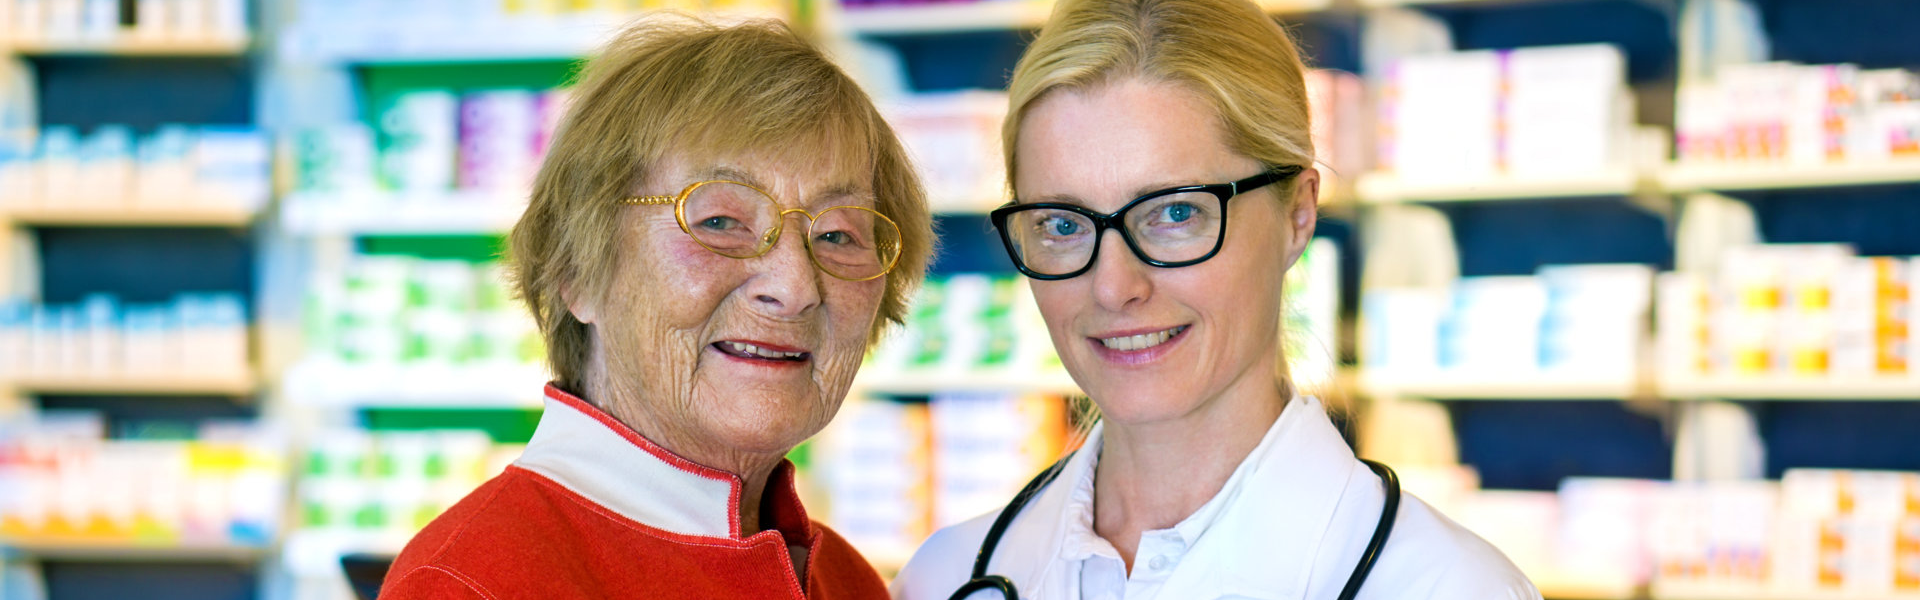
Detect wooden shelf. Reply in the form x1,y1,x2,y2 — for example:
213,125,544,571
852,369,1082,396
1355,168,1644,204
279,191,525,235
283,361,548,408
2,205,257,228
5,37,249,57
1658,374,1920,401
8,373,257,396
3,539,269,562
1358,370,1646,400
1653,580,1920,600
1661,159,1920,193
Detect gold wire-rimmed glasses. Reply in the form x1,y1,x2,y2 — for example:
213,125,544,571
621,180,903,282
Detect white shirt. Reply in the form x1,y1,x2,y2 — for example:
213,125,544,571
891,396,1542,600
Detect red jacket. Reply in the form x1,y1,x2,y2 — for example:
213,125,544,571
382,385,888,599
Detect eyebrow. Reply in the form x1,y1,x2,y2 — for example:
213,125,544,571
691,165,874,208
1017,179,1201,207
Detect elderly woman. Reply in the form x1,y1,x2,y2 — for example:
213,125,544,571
380,16,932,600
892,0,1536,598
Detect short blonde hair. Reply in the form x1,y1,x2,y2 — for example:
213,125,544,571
509,15,934,392
1004,0,1315,191
1005,0,1316,398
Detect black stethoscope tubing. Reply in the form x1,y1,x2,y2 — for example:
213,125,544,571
948,455,1401,600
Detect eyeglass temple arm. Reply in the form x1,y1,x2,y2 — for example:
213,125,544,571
621,196,677,205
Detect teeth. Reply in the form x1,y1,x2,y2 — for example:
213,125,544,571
725,341,803,360
1099,326,1183,351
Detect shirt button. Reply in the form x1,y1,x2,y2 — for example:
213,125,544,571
1148,554,1172,571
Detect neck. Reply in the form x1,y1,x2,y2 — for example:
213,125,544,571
578,364,787,538
1091,376,1288,570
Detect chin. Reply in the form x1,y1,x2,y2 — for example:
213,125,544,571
1079,379,1199,425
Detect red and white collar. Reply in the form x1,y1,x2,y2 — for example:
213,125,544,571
512,384,816,545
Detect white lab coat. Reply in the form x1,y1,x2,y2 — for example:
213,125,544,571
891,396,1542,600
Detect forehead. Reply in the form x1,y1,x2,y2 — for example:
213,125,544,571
1014,79,1245,204
653,133,874,198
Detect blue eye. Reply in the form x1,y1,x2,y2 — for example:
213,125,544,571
1160,203,1195,223
1047,218,1080,236
700,216,740,230
815,230,852,245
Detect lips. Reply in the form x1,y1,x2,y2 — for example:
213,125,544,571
712,340,811,362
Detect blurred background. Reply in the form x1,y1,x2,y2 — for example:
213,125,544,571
0,0,1916,598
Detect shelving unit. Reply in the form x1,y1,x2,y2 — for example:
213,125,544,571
833,0,1329,35
1652,581,1920,600
7,373,259,397
1354,168,1646,204
1,206,259,228
3,37,250,57
1658,375,1920,401
1357,370,1647,400
1661,159,1920,193
279,191,525,236
2,540,270,563
853,369,1081,397
281,362,548,409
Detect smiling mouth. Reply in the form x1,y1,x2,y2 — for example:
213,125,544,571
1095,325,1189,351
712,341,811,362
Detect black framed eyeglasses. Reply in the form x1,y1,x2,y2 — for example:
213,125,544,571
988,166,1303,280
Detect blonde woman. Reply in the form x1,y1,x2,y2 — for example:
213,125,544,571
382,15,931,600
891,0,1537,598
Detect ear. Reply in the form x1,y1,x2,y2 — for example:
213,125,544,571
561,277,599,325
1281,166,1321,270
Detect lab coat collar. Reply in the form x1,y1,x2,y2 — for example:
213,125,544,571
512,384,817,546
1166,396,1363,599
1003,396,1359,600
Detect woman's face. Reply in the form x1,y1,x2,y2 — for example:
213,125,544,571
1013,78,1318,426
569,146,887,458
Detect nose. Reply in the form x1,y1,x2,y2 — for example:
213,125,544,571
746,211,824,318
1087,229,1152,312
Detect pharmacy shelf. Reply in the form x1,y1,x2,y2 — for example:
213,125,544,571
279,11,780,64
1360,0,1578,7
282,361,548,408
279,191,525,235
852,368,1082,397
1653,580,1920,600
1658,375,1920,401
1355,169,1645,204
1532,575,1640,600
2,539,269,562
2,205,258,228
4,37,250,57
836,0,1328,35
1358,370,1646,400
7,373,258,396
1661,159,1920,193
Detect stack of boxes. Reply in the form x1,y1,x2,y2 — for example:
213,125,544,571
0,416,284,549
1678,64,1920,166
0,125,271,212
1658,245,1915,381
295,429,515,545
0,0,250,44
303,256,541,373
1363,264,1654,382
1377,44,1634,182
292,88,570,202
0,293,250,382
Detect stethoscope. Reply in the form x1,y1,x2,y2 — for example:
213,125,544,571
948,454,1401,600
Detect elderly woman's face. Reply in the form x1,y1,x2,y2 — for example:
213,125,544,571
1012,78,1316,426
576,147,886,456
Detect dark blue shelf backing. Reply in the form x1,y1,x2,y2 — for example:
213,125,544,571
1440,197,1674,277
1736,186,1920,258
1447,400,1674,491
929,213,1018,275
38,396,259,437
42,561,256,600
37,227,255,305
1287,13,1365,75
1754,0,1920,70
865,30,1031,92
1421,0,1675,83
34,56,255,131
1756,401,1920,478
